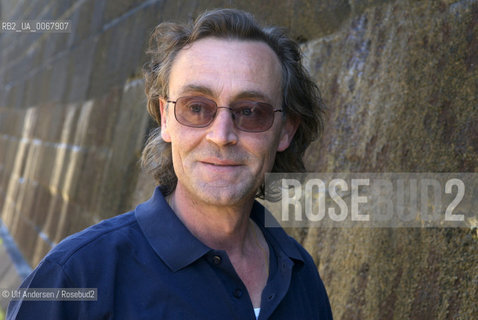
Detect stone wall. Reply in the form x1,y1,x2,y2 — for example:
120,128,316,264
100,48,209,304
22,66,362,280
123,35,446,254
0,0,477,319
296,1,478,319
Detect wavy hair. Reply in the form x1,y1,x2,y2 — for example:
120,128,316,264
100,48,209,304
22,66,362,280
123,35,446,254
142,8,324,198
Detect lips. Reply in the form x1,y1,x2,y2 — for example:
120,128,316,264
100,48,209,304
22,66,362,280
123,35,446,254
200,158,242,166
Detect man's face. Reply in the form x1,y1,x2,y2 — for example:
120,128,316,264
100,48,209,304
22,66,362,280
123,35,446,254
160,37,297,206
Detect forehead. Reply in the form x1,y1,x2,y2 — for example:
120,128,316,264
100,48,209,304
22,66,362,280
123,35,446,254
168,37,283,103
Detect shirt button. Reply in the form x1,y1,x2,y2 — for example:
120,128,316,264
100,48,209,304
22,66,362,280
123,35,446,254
212,255,222,265
281,262,287,273
233,288,243,298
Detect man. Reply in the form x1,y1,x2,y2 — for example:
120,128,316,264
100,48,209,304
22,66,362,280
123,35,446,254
8,9,332,319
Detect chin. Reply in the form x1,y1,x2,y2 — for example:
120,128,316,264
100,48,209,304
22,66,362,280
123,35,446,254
193,182,257,206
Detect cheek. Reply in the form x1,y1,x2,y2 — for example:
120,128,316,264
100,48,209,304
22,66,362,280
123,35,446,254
245,135,281,168
169,126,203,158
169,140,189,177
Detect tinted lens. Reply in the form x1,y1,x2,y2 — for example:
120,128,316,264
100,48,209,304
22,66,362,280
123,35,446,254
174,96,216,127
231,101,275,132
173,96,278,132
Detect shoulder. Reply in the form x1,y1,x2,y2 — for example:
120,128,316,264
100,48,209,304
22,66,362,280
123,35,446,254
287,236,315,264
284,235,322,279
6,213,139,320
286,235,333,317
43,211,138,267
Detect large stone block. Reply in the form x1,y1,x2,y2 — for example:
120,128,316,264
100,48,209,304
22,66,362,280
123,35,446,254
86,27,121,97
66,38,97,103
89,0,107,36
102,0,146,27
95,80,151,219
47,54,70,103
0,242,23,310
68,0,97,48
292,1,478,318
81,88,122,148
303,0,478,173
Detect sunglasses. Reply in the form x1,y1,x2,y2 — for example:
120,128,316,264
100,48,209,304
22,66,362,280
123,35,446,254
167,96,282,133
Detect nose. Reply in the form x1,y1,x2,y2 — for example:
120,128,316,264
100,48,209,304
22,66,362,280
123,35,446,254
205,108,238,146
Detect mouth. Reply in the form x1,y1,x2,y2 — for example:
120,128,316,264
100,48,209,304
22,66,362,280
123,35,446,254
200,158,242,166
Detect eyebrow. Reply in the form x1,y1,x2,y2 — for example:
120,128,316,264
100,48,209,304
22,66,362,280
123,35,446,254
235,90,271,103
176,84,274,105
177,84,214,97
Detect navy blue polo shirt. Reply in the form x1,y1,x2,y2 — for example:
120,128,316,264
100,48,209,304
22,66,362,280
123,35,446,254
7,187,332,319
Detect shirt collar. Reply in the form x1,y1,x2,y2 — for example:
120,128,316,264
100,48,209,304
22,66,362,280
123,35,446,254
135,187,211,272
250,201,304,264
135,187,304,272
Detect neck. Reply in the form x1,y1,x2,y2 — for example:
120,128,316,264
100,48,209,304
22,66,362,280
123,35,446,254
168,184,255,255
169,183,270,308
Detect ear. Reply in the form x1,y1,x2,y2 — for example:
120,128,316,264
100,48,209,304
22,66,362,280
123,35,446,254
277,116,299,152
159,98,171,143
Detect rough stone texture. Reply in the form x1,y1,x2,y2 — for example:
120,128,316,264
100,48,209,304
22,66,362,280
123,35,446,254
291,0,478,319
0,0,477,319
0,240,22,311
0,82,151,268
